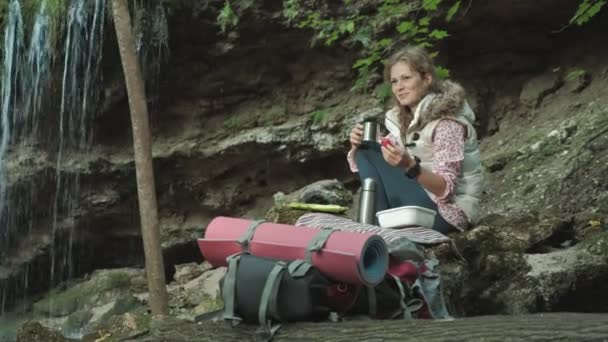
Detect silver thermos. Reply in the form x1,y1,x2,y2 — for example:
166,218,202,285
358,178,377,225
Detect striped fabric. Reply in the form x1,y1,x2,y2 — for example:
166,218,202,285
295,213,451,248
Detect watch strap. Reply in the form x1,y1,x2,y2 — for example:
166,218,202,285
405,156,421,179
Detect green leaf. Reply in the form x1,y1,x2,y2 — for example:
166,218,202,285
377,38,393,48
435,66,450,79
577,0,606,25
565,68,586,81
419,17,431,26
352,26,372,47
570,0,606,26
397,20,415,34
429,29,449,40
375,83,392,103
353,57,374,69
570,0,592,24
282,0,300,23
338,20,356,34
217,1,239,33
422,0,442,11
446,1,461,21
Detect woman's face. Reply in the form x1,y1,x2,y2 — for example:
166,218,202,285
390,61,432,110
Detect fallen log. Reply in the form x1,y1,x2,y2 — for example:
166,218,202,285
133,313,608,341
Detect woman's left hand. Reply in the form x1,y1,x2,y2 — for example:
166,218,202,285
381,144,414,169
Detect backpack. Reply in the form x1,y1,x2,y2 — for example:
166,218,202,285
329,258,451,320
220,253,332,340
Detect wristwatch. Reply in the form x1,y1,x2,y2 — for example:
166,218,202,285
405,156,421,179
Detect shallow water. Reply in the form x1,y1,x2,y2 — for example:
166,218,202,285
0,313,27,342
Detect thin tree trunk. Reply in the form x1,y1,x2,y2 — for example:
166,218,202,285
111,0,169,316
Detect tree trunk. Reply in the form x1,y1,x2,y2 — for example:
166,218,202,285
136,313,608,341
111,0,169,316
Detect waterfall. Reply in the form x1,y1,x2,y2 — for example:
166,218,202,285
0,0,24,256
51,0,106,285
0,0,170,333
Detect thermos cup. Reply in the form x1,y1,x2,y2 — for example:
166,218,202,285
361,120,378,149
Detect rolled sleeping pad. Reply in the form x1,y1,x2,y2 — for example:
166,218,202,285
198,216,388,287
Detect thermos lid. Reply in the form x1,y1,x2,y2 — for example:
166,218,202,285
362,177,376,191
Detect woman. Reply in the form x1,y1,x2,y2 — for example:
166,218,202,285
348,46,483,234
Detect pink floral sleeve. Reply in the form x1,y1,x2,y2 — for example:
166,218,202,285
432,119,464,200
347,149,358,173
431,119,469,230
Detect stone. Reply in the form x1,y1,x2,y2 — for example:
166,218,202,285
294,179,353,206
174,262,210,285
563,69,591,93
16,321,76,342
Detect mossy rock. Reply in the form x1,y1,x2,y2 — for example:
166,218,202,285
16,321,76,342
33,269,137,317
190,294,224,318
264,206,309,225
84,310,152,342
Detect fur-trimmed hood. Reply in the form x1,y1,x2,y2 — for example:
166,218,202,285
422,80,469,120
412,80,474,129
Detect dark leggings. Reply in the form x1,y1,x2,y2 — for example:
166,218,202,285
354,144,453,234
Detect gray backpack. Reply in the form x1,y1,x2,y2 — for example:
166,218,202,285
221,253,332,340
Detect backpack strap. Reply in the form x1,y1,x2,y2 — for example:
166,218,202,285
222,253,243,324
290,227,334,278
412,259,452,320
366,286,377,317
389,274,413,320
237,220,265,251
256,261,287,341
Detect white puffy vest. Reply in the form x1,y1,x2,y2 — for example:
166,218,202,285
384,95,484,225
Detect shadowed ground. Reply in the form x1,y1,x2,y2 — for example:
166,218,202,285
131,313,608,341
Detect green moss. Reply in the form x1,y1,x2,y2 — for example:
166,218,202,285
199,293,223,312
33,270,133,317
310,110,329,126
97,294,142,328
188,293,224,318
88,308,151,341
258,106,287,126
222,117,242,130
264,206,308,225
33,287,81,317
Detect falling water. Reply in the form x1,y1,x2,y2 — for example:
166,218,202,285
19,0,52,142
134,0,169,105
51,0,106,285
0,0,24,258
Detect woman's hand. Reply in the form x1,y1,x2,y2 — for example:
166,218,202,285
349,123,364,149
381,144,414,169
